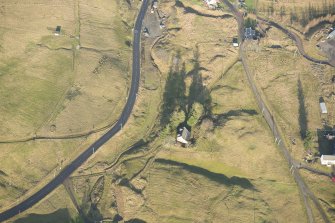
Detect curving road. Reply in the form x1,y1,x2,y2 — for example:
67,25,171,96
0,0,149,222
257,16,333,67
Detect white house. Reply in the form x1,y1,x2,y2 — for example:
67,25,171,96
204,0,218,9
177,127,191,145
320,155,335,166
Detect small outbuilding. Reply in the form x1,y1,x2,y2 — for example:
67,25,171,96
177,127,191,145
159,21,165,29
320,155,335,166
320,102,328,114
143,27,150,37
54,26,61,36
204,0,218,9
233,37,239,47
245,27,256,39
327,30,335,40
152,0,158,9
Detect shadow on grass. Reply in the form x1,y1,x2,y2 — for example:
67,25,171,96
125,218,147,223
86,204,103,223
317,126,334,155
160,51,186,126
14,208,71,223
160,47,212,127
187,46,212,119
298,78,308,139
156,158,254,190
213,109,258,127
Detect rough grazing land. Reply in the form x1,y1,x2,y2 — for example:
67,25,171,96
0,0,136,211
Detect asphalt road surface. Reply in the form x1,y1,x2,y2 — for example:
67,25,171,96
0,0,149,222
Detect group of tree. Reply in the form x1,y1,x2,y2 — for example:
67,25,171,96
287,1,335,26
258,1,335,27
244,17,257,29
160,48,211,135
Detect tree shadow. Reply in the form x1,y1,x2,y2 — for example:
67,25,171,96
86,204,103,223
317,125,335,155
213,109,258,127
160,46,212,129
160,51,186,127
14,208,71,223
125,218,147,223
156,158,255,190
298,78,308,139
186,45,212,120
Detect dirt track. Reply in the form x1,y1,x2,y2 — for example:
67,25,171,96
221,0,332,222
257,16,335,67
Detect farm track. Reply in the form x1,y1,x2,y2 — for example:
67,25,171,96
295,162,332,178
257,16,334,67
221,0,331,223
0,120,117,144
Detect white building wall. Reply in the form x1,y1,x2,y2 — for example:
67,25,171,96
321,155,335,166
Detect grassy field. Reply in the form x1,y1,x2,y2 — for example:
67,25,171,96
245,24,335,220
0,0,133,139
240,0,334,64
53,1,307,222
0,0,138,216
10,185,77,223
146,62,305,222
1,0,326,222
0,138,85,209
300,169,335,222
245,27,335,157
89,61,305,223
253,0,335,31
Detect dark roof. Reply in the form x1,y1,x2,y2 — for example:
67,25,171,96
55,26,61,32
245,27,256,38
177,127,191,141
181,127,190,140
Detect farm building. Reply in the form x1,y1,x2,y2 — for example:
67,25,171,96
320,102,327,114
152,0,158,9
233,37,239,47
320,155,335,166
177,127,191,145
327,30,335,39
204,0,218,9
54,26,61,36
245,27,256,39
